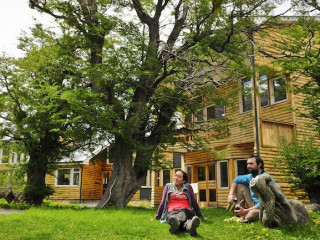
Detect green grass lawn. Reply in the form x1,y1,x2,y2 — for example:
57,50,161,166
0,200,319,240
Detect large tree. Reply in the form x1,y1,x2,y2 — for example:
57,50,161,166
0,26,108,204
19,0,288,208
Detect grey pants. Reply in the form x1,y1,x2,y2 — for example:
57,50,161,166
235,184,260,222
167,208,195,229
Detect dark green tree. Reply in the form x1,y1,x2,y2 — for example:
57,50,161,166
0,25,110,204
9,0,287,207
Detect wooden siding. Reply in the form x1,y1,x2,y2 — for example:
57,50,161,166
261,121,294,147
154,27,316,209
152,186,164,207
81,161,104,200
46,161,113,201
46,165,81,200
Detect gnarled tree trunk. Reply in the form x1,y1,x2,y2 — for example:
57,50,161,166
96,138,148,208
250,174,310,228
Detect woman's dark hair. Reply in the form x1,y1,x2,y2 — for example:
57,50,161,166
248,154,264,171
176,170,189,184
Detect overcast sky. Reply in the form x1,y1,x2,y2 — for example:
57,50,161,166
1,1,293,58
0,0,55,57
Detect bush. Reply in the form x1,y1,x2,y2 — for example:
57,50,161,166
278,137,320,204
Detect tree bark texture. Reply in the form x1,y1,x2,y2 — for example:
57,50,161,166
250,174,310,227
96,138,148,208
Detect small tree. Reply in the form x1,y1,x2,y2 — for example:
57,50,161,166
278,137,320,204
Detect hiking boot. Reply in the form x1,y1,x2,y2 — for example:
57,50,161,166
168,216,180,234
186,216,200,236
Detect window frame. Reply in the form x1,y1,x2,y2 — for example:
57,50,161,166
0,149,9,164
217,160,229,189
240,79,253,113
204,104,226,120
193,97,204,122
55,168,81,187
270,76,287,104
234,159,248,177
259,75,269,108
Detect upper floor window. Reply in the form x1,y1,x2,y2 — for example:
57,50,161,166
259,75,287,106
193,97,225,122
271,77,287,104
259,75,269,107
205,105,225,120
0,149,9,164
193,97,204,122
241,79,252,113
56,168,80,186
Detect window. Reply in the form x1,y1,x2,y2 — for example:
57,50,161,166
163,169,171,185
209,189,216,202
205,105,225,120
56,168,80,186
271,77,287,103
173,153,181,168
241,79,252,113
194,97,204,122
198,167,206,181
57,169,70,186
259,75,269,107
156,171,160,186
186,166,192,183
20,153,27,163
73,168,80,185
199,189,206,202
208,164,215,181
0,149,9,164
142,170,152,188
218,160,229,188
235,159,248,176
259,75,287,106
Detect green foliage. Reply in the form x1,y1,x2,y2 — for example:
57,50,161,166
271,16,320,134
277,137,320,200
23,184,55,205
2,0,296,206
0,164,26,193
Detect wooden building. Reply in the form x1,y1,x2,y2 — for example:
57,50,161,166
150,28,318,208
46,156,113,202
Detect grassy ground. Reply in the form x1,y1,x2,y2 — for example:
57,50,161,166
0,200,319,240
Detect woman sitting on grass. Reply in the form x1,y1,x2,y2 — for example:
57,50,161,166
155,170,203,236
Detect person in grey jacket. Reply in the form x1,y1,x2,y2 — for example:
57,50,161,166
155,170,203,236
